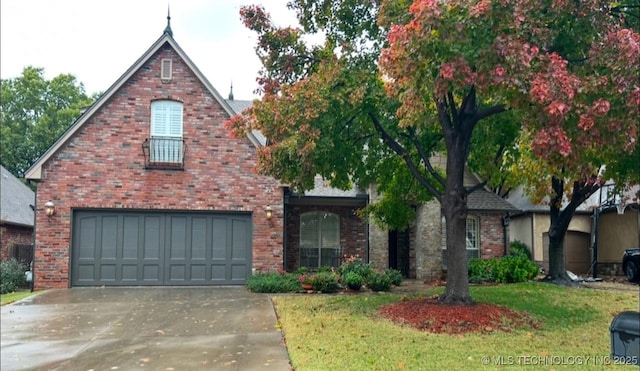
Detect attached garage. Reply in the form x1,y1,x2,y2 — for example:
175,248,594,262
71,210,252,286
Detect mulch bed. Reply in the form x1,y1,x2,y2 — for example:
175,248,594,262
379,297,540,334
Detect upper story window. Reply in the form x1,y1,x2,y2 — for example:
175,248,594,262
142,100,185,169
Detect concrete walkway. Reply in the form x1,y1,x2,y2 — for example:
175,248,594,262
1,287,291,370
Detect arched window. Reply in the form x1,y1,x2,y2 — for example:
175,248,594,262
150,100,183,163
299,211,341,268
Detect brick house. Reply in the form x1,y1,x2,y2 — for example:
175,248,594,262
368,168,517,281
1,165,35,263
25,22,515,289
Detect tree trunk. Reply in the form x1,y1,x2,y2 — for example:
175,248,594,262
439,123,474,305
544,177,580,285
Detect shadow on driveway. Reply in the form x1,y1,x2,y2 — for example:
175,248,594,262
1,287,291,370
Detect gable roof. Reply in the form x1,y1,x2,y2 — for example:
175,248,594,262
1,165,35,227
25,31,261,181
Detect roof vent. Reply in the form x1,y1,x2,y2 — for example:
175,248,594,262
161,59,172,81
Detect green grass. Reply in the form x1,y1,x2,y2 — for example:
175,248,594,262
1,290,38,306
273,282,639,370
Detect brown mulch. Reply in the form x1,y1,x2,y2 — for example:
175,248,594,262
379,297,540,335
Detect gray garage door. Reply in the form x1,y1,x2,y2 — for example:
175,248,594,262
71,210,252,286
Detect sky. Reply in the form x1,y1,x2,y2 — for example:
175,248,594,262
1,0,297,100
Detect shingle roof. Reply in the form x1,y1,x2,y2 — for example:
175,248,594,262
468,189,518,212
225,99,252,114
0,165,35,227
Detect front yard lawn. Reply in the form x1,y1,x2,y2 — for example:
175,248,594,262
1,290,37,306
273,282,638,370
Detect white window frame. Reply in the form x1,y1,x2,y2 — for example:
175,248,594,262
442,215,481,267
299,211,341,268
150,100,183,163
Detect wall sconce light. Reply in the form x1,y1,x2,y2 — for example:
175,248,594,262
44,201,56,217
265,205,273,220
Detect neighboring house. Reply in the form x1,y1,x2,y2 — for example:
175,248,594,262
0,165,35,263
25,19,517,289
508,184,640,276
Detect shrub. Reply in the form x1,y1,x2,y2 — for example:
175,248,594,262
468,255,539,284
344,272,363,290
1,259,27,294
366,272,392,292
509,240,532,260
384,268,404,286
312,272,340,293
246,272,299,293
468,258,493,283
338,255,373,282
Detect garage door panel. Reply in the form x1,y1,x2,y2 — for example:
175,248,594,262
122,216,140,260
101,216,118,259
78,216,97,259
191,217,207,260
231,219,248,260
72,211,251,286
211,218,227,260
169,216,187,260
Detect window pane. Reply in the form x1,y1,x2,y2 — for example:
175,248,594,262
300,213,319,250
320,213,339,249
151,101,183,137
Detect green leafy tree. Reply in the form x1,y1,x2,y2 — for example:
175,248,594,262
1,66,93,178
229,1,637,303
229,1,520,305
380,0,639,286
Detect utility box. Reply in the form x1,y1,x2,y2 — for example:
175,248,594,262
610,311,640,365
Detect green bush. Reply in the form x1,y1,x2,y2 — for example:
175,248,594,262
366,272,393,292
509,240,532,260
384,268,404,286
338,255,373,281
468,258,493,283
312,272,340,293
468,255,539,284
344,272,363,290
1,259,27,294
246,272,299,293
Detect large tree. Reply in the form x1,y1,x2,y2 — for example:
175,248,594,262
229,0,520,305
229,1,638,303
1,66,94,178
380,0,639,284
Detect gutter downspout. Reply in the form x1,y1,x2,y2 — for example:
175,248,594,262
28,181,37,292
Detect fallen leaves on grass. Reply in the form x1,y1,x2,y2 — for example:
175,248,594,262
379,298,540,334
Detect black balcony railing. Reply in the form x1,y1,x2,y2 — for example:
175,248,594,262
142,137,186,169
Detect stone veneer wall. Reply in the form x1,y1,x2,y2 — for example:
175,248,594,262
414,200,444,281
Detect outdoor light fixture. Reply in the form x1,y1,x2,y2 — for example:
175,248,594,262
44,201,56,217
265,205,273,220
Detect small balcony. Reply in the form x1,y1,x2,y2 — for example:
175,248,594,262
142,137,187,169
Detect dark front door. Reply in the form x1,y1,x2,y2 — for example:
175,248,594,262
71,210,251,286
389,230,410,277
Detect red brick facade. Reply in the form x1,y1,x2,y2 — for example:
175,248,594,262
476,212,507,259
32,44,283,289
0,225,33,261
285,204,367,272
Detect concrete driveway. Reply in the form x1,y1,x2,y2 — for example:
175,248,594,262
1,287,291,370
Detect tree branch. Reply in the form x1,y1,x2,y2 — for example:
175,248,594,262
368,111,442,202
